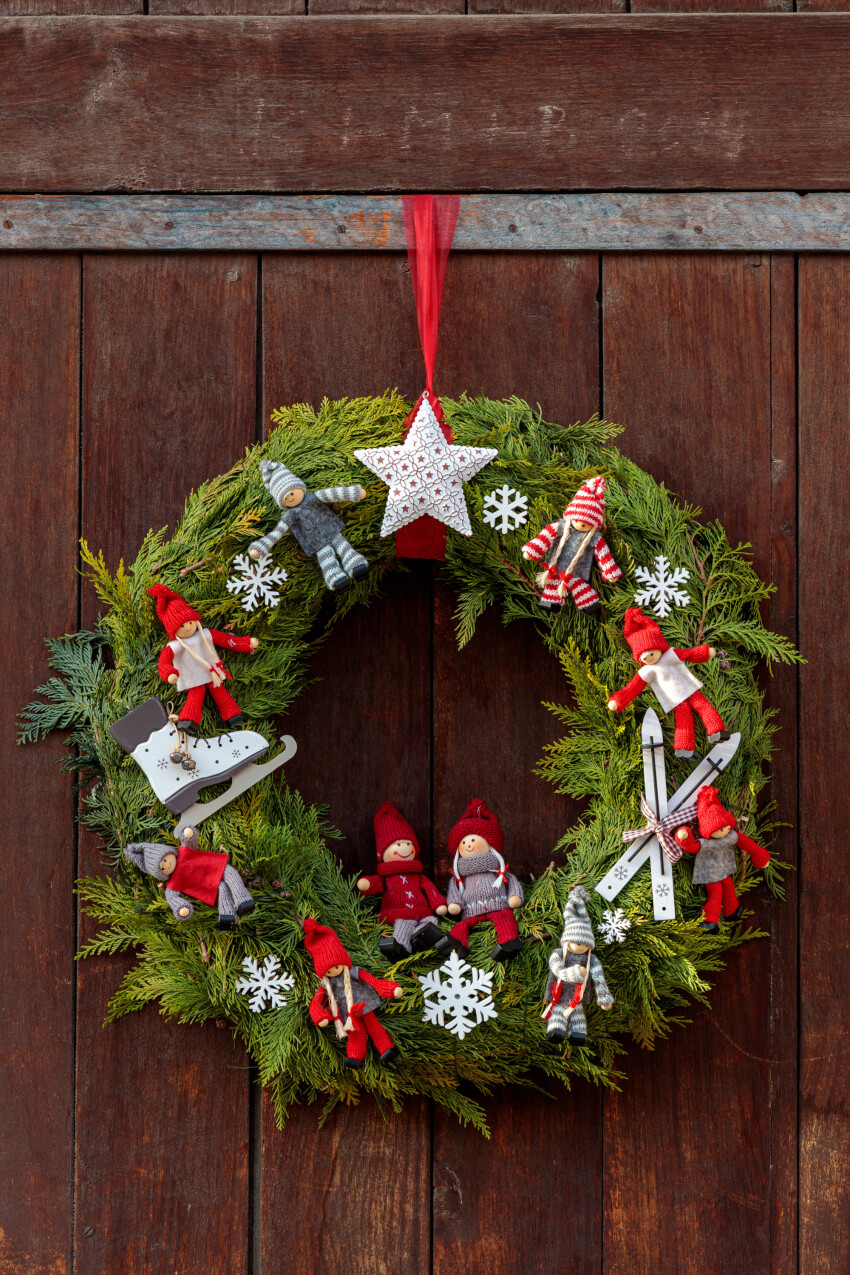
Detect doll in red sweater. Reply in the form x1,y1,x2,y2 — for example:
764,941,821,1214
357,803,448,961
607,607,730,758
675,786,771,933
148,585,258,735
303,918,402,1068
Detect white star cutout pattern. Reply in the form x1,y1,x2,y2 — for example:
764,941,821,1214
354,396,497,538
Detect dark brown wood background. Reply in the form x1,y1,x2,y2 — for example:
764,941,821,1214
1,7,849,1275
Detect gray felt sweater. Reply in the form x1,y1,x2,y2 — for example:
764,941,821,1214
249,460,364,559
546,524,601,582
446,850,523,919
545,950,613,1008
691,831,739,885
327,968,383,1016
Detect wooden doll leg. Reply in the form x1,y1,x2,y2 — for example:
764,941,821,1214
720,876,739,917
490,908,520,943
673,700,696,755
208,682,242,722
178,684,206,729
344,1021,368,1064
703,881,723,924
689,690,725,737
566,575,601,611
362,1012,394,1056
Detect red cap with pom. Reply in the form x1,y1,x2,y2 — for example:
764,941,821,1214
373,802,420,861
696,786,736,837
563,475,607,529
623,606,669,658
147,585,201,641
302,918,351,978
448,799,504,857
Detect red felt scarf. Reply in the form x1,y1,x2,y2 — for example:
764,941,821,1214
396,194,461,560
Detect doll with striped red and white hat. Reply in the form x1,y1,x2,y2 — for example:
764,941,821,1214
521,476,622,612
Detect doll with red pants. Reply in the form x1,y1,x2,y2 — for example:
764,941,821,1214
675,785,771,933
434,799,524,963
607,607,730,759
303,918,402,1068
148,585,258,735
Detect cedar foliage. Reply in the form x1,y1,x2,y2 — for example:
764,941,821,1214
20,393,799,1135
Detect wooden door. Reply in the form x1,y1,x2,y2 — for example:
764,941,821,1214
1,12,848,1275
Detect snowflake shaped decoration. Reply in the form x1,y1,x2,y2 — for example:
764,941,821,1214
418,949,498,1040
235,955,295,1013
654,881,671,898
633,554,691,618
599,908,632,944
354,395,497,538
226,553,288,613
613,864,629,882
482,484,529,535
157,757,170,770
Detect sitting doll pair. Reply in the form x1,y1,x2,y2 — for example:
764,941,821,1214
357,798,525,964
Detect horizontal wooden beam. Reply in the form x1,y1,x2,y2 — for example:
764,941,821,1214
3,17,850,193
2,194,849,250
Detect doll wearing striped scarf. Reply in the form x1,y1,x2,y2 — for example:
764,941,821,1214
521,476,621,612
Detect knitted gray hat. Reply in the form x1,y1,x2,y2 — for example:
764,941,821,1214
560,885,595,950
259,460,305,507
124,841,173,881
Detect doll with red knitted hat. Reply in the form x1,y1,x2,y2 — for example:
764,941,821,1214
521,476,622,613
148,585,259,735
674,786,771,933
435,799,524,963
356,802,448,961
607,607,730,759
303,918,402,1068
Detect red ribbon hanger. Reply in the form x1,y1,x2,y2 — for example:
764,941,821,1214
396,193,461,560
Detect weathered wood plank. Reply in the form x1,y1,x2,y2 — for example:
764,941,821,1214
259,254,430,1275
797,255,850,1275
633,0,789,10
0,254,79,1275
150,0,303,12
75,254,258,1275
469,0,626,12
601,254,778,1271
312,0,463,12
3,0,140,11
3,17,850,192
3,193,850,251
432,252,603,1273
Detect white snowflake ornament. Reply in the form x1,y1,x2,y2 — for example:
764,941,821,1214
235,955,295,1013
482,484,529,535
354,395,497,538
418,950,498,1040
599,908,632,944
633,554,691,618
226,553,288,612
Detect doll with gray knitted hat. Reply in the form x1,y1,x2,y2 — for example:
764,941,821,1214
123,824,255,930
434,799,524,963
543,886,613,1046
248,460,370,592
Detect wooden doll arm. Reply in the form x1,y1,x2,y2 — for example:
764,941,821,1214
208,631,255,653
357,874,383,897
521,522,559,560
675,827,701,855
157,645,179,683
357,969,401,1000
674,644,712,664
594,535,622,582
736,831,771,870
308,987,331,1025
608,673,645,711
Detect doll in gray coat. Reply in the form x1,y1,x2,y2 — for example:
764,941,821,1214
248,460,370,592
543,886,613,1045
123,824,255,931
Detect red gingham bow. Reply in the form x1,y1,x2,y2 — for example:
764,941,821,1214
622,794,700,864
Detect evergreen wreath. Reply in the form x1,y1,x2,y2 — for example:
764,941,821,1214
21,394,799,1135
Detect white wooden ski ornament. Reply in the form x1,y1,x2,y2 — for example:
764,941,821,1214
596,710,740,921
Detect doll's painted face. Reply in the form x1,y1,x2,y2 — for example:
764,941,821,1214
639,649,663,666
458,834,491,857
383,838,416,863
571,519,594,532
158,851,177,876
710,825,733,839
566,941,590,954
326,964,345,977
175,620,199,638
283,488,305,508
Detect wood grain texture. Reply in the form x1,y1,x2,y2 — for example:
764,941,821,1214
260,255,430,1274
4,17,850,192
6,193,850,252
601,254,782,1272
1,0,140,11
432,251,603,1272
76,254,258,1275
312,0,463,12
469,0,626,12
797,256,850,1275
633,0,789,10
150,0,303,12
0,255,79,1275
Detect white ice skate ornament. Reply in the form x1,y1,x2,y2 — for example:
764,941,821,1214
354,395,497,538
418,950,498,1040
482,485,529,535
595,709,740,921
633,554,691,618
226,553,288,612
599,908,632,944
235,955,296,1013
109,698,297,820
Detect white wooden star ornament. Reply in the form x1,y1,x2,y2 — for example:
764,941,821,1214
354,395,497,538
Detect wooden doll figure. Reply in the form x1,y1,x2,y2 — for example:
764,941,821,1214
521,476,621,613
123,824,255,930
303,918,402,1068
435,799,524,963
543,886,613,1045
357,802,448,961
675,786,771,933
148,585,258,735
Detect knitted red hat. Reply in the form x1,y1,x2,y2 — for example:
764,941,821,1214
373,802,420,861
563,476,607,529
448,799,504,857
147,585,201,640
696,786,736,837
623,607,670,658
302,918,351,978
